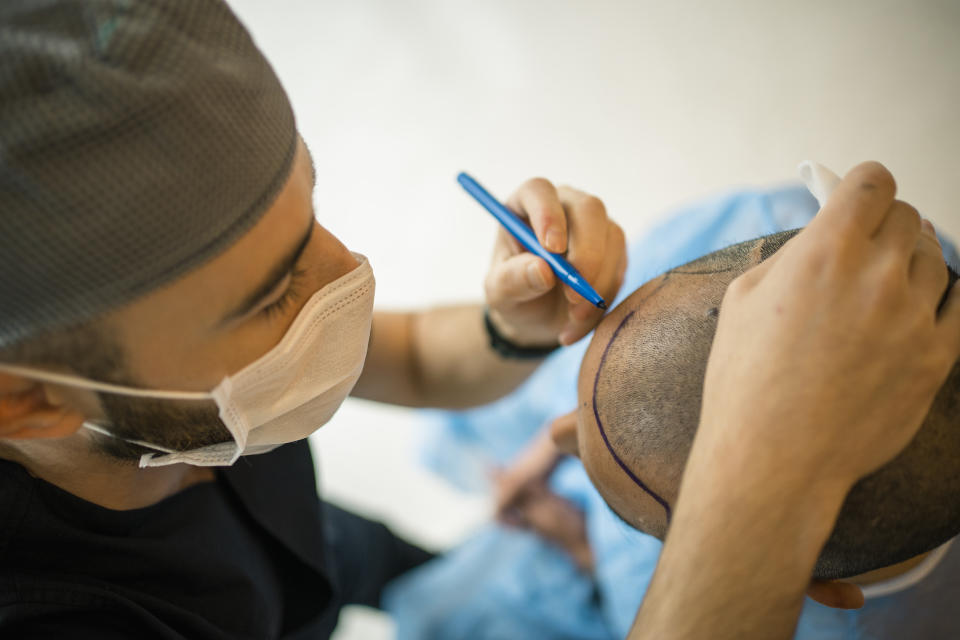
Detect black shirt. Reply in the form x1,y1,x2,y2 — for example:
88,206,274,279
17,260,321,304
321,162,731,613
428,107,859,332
0,441,336,639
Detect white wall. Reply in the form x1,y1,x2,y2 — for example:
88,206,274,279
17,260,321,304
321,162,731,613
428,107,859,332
227,2,960,637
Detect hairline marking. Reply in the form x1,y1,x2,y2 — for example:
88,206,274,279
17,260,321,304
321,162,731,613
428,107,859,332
592,276,673,522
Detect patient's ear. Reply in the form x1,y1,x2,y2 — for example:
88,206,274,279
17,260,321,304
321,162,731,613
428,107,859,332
549,410,580,457
805,579,864,610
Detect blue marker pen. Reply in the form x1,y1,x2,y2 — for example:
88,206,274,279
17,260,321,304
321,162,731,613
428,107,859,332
457,172,607,310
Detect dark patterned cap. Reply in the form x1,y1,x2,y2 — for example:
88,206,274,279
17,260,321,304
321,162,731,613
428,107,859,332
0,0,297,347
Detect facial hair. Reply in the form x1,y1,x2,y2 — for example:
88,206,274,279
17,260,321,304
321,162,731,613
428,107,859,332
88,391,232,464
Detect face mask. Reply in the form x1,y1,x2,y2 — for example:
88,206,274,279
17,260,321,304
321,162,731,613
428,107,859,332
0,254,375,468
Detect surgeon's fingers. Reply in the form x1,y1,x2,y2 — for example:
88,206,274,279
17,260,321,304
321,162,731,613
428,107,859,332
559,221,626,344
874,200,921,260
909,219,949,306
557,186,610,301
806,580,864,610
808,161,897,239
506,177,568,253
485,249,558,305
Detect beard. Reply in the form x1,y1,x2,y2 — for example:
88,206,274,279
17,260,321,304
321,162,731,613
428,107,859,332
87,392,233,464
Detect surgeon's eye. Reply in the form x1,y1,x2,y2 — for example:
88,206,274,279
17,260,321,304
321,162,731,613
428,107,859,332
260,266,307,320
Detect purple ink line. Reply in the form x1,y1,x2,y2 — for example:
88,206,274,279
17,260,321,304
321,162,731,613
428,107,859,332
592,309,673,522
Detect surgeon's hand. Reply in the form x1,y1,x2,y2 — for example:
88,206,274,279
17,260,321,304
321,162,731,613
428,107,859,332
702,160,960,492
629,162,958,640
484,179,627,347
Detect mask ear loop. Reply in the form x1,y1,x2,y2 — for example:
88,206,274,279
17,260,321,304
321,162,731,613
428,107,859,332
83,421,242,468
0,363,213,400
82,421,181,455
82,420,183,468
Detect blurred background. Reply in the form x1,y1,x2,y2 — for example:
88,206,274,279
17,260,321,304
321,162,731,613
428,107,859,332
229,1,960,637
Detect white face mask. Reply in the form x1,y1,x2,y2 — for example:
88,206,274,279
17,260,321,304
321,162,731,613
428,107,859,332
0,254,375,468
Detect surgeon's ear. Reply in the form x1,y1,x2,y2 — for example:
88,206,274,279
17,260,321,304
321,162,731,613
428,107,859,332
549,409,580,457
0,374,85,440
805,579,865,610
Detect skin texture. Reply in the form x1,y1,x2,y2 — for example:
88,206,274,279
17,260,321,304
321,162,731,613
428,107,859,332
0,135,627,511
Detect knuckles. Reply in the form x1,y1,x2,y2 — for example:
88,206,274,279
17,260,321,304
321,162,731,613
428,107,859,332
609,222,626,247
578,194,607,218
520,176,555,194
558,185,608,220
889,200,921,231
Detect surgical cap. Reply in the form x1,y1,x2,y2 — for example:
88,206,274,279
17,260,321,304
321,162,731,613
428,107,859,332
0,0,297,347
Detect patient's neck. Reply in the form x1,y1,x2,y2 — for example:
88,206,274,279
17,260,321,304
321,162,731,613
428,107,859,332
849,551,930,586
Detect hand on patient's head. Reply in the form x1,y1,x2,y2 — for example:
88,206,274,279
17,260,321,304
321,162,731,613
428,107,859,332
570,227,960,581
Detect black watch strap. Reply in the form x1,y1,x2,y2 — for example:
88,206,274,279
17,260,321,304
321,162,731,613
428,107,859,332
483,308,560,360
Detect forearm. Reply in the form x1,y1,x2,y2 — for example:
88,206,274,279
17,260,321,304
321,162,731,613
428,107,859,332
629,433,848,640
352,305,545,408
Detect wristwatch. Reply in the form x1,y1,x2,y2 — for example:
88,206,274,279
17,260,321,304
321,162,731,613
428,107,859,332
483,308,560,360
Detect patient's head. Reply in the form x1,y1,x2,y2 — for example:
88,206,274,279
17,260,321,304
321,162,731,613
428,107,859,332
570,229,960,580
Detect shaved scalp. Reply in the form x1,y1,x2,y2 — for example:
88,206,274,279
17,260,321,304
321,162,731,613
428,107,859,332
596,229,960,580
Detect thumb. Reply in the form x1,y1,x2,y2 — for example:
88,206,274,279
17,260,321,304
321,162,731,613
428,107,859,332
486,253,557,306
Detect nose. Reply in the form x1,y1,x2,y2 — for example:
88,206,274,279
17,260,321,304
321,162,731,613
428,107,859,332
311,223,361,289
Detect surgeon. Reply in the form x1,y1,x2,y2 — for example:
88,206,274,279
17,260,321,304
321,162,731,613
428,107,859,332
0,2,624,637
0,2,957,640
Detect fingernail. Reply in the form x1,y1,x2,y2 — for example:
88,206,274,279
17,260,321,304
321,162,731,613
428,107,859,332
546,229,564,253
527,262,548,289
558,330,576,345
922,218,935,233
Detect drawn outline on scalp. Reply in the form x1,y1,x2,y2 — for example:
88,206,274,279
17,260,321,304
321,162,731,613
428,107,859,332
590,261,739,524
591,237,777,523
592,276,673,522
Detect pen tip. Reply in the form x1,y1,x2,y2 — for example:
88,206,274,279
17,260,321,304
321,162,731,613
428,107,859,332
597,300,608,310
